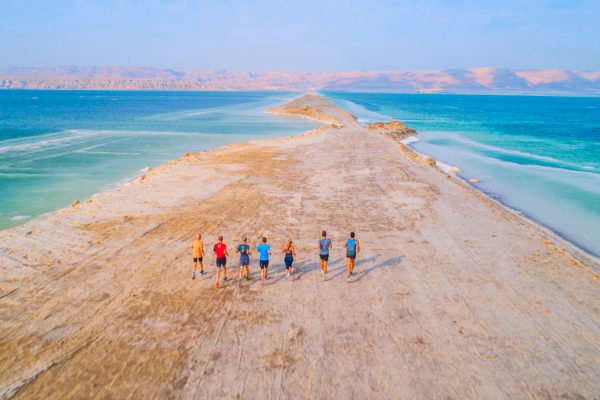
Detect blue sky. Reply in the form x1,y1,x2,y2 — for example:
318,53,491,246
0,0,598,71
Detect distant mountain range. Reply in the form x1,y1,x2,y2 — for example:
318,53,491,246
1,66,599,95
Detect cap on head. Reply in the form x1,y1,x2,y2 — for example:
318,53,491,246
350,232,355,238
262,237,267,243
321,231,327,237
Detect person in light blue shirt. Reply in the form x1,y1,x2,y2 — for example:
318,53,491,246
257,237,271,281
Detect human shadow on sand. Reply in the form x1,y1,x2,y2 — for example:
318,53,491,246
349,255,405,282
329,255,382,280
267,259,313,284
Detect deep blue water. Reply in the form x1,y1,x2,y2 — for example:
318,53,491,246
325,93,600,258
0,90,318,229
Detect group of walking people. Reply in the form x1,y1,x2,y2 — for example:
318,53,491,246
191,231,360,289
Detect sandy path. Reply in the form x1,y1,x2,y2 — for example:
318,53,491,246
0,94,598,399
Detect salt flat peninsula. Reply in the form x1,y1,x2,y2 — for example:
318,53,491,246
0,94,598,399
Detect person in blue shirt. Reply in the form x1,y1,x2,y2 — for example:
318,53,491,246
235,237,252,287
345,231,360,280
257,237,271,282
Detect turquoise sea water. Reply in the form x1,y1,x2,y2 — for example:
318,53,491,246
0,90,318,229
325,93,600,258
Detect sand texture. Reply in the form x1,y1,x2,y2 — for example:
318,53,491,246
0,94,599,399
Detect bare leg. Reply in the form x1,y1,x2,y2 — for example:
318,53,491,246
216,268,221,288
199,261,204,274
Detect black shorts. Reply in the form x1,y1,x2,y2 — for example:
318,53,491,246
284,257,293,268
346,254,356,260
193,257,203,263
216,257,227,268
319,254,329,261
259,260,269,269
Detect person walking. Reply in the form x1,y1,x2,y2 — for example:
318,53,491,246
282,239,297,279
236,237,251,287
345,232,360,280
191,233,204,280
317,231,332,279
213,236,228,289
257,237,271,283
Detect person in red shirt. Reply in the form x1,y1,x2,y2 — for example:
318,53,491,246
213,235,229,289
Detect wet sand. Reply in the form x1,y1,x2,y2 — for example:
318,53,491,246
0,94,598,399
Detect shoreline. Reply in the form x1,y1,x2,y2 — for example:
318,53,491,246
394,132,600,270
0,92,316,231
398,135,600,266
1,93,598,399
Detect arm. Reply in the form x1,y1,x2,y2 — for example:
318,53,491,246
329,241,332,250
293,246,297,256
357,240,360,253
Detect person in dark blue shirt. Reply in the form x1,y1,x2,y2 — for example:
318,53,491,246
235,237,252,287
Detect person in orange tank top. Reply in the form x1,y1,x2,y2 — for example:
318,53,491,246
191,233,204,280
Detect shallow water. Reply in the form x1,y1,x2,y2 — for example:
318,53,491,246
325,93,600,258
0,90,318,229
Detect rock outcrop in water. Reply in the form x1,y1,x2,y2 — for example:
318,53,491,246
367,120,416,139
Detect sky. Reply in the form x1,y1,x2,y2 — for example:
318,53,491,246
0,0,598,71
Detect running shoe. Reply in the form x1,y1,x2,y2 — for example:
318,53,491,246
223,276,228,282
200,270,205,275
192,272,195,280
